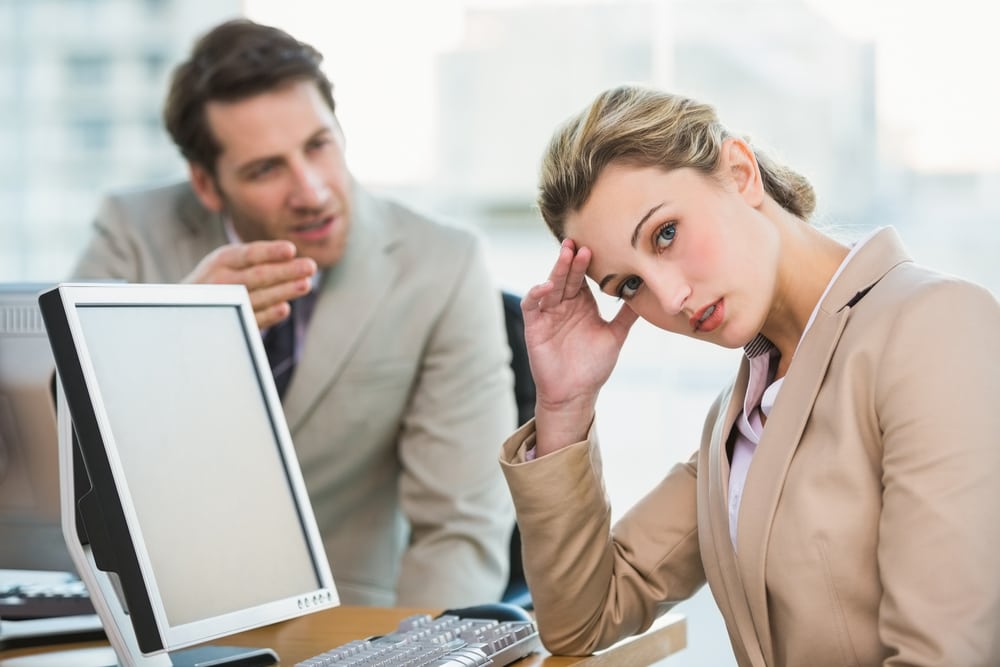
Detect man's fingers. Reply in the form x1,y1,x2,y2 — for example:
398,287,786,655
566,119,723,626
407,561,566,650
255,300,293,331
249,279,312,315
242,256,317,290
189,240,315,288
231,240,297,270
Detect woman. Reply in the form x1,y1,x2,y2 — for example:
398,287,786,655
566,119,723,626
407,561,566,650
499,85,1000,667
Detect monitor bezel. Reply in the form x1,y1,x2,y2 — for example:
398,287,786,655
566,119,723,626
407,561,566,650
40,282,337,656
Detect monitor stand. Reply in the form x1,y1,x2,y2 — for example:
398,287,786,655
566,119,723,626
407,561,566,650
56,381,278,667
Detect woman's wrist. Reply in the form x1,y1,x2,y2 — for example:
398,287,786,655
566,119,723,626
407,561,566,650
533,396,596,457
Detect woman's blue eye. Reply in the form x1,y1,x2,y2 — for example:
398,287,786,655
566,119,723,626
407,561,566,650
619,276,642,299
655,222,676,249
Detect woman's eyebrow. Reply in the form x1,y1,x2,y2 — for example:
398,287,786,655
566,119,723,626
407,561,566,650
630,202,665,248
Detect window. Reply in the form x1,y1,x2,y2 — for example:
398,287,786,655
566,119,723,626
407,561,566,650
65,53,111,86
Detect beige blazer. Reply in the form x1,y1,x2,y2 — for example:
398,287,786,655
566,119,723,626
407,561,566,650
501,228,1000,666
72,180,518,607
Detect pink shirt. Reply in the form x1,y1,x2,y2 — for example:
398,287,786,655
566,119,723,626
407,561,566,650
727,343,781,548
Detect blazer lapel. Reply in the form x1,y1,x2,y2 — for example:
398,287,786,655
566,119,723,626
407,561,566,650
733,226,912,664
702,361,770,667
737,308,849,663
282,185,400,432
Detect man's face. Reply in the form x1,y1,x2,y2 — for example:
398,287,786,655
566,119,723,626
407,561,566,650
191,79,352,269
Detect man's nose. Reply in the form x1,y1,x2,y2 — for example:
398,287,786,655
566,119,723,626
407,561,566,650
289,163,330,209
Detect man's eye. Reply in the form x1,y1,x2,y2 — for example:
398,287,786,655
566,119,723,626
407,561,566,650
248,162,276,179
654,222,676,249
307,137,330,152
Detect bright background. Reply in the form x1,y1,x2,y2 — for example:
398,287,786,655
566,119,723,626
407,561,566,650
3,1,998,664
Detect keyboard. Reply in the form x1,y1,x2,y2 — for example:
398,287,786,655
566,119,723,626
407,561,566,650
0,571,94,620
297,612,541,666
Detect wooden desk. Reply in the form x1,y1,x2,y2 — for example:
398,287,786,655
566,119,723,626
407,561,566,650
0,607,686,666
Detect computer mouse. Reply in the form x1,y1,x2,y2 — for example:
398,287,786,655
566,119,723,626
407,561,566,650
437,602,534,623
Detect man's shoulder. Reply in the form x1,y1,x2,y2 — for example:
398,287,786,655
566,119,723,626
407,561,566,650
98,179,212,238
103,179,197,210
364,190,480,253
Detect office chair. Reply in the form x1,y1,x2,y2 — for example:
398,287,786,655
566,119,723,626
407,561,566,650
500,291,534,609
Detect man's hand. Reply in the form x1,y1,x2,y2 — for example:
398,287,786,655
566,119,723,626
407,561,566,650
184,240,317,329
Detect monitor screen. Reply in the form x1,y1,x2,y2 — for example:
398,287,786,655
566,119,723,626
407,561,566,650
40,283,337,658
0,283,74,573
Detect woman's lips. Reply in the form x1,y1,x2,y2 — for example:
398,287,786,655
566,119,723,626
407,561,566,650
691,299,724,333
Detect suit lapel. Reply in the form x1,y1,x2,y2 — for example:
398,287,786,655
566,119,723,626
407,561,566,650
733,227,912,664
282,185,400,432
737,307,849,663
702,361,771,667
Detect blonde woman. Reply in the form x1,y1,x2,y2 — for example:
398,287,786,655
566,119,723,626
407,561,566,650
500,85,1000,667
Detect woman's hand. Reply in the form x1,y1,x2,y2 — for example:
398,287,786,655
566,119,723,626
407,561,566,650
523,239,638,456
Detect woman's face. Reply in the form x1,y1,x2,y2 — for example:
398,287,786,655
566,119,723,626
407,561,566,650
563,155,779,349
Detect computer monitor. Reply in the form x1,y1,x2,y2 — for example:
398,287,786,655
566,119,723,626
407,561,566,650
40,283,338,666
0,282,75,573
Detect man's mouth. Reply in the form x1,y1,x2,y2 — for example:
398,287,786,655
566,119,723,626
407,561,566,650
291,215,336,240
294,216,333,232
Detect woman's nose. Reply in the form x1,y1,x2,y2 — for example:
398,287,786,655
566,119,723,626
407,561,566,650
650,270,690,316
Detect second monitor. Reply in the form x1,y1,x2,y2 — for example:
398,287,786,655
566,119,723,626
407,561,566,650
0,282,72,573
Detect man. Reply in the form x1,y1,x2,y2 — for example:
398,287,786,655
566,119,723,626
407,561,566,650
71,18,517,608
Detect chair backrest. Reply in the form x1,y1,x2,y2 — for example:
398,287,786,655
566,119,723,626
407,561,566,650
501,291,535,426
500,291,534,609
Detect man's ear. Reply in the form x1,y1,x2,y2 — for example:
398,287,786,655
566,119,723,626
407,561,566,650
188,162,224,213
721,137,764,208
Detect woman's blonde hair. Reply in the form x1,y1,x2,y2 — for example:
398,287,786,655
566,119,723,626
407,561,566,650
538,85,816,239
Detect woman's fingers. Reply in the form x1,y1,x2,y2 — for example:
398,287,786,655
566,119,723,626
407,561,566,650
561,245,591,300
523,239,594,313
609,301,640,339
537,239,597,310
537,240,574,309
521,281,553,313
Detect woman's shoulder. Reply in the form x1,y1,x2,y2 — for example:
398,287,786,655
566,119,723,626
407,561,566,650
863,260,997,316
847,260,1000,378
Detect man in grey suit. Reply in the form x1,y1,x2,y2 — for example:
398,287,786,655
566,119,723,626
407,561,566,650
71,18,517,608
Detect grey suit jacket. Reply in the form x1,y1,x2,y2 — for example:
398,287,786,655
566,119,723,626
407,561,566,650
73,180,518,607
501,228,1000,666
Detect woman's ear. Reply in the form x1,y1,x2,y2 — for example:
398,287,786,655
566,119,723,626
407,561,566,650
721,137,764,208
188,162,224,213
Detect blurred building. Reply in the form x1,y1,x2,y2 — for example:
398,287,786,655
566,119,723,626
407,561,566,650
0,0,240,280
432,0,877,230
